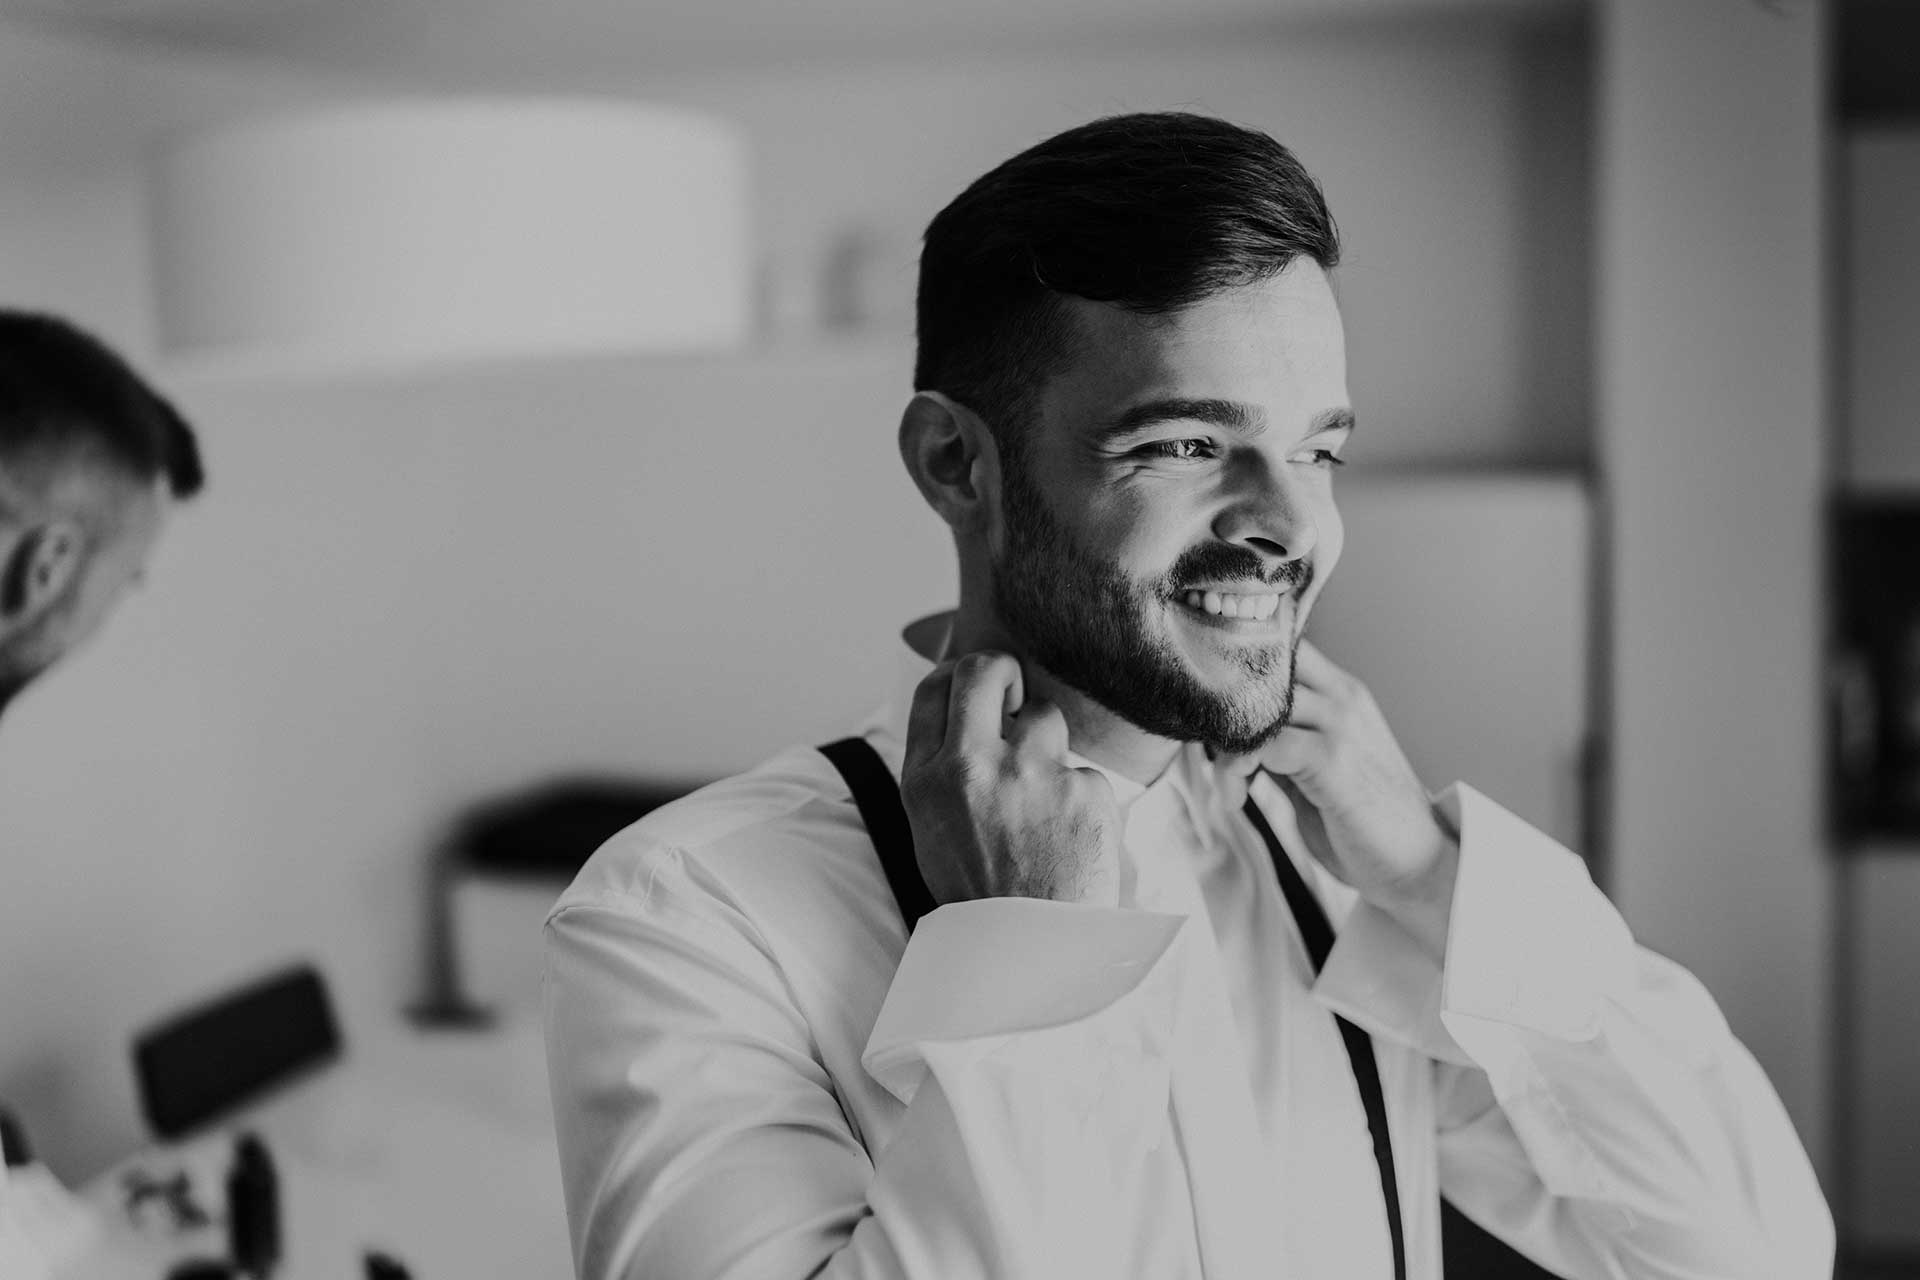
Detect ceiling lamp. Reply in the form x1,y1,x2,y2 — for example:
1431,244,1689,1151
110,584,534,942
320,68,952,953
150,99,751,379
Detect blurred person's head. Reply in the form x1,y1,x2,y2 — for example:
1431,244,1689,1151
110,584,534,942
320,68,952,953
903,112,1350,757
0,310,203,717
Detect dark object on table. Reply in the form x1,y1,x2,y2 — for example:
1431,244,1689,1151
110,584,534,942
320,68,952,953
227,1132,280,1279
167,1261,237,1280
123,1166,213,1230
133,964,341,1140
410,776,697,1027
1831,499,1920,842
364,1249,413,1280
0,1104,32,1167
457,777,698,877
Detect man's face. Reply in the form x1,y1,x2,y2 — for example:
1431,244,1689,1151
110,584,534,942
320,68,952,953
988,262,1350,755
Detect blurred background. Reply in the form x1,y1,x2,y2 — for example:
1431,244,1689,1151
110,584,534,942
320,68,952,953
0,0,1909,1275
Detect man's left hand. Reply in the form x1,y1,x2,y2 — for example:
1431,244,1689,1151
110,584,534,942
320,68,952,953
1249,639,1458,958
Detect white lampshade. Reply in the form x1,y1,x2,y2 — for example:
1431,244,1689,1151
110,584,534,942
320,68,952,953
151,99,751,378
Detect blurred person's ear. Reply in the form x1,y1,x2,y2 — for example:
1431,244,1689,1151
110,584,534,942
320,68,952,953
0,518,85,635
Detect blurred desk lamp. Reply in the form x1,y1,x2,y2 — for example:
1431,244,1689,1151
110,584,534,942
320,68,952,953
149,98,751,378
411,777,694,1028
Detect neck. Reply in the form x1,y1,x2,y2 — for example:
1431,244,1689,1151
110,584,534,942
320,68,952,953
942,593,1181,787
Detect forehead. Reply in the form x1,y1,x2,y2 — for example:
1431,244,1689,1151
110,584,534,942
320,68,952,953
1039,261,1348,434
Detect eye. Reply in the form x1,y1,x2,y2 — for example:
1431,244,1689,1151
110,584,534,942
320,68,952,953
1138,438,1216,461
1299,447,1346,469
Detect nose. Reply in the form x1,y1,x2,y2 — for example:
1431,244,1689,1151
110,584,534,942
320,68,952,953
1209,455,1317,566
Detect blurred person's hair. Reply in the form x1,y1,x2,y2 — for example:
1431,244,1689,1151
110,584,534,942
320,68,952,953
0,310,204,502
914,111,1341,461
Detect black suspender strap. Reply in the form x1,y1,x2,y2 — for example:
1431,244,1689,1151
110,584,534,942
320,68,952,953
1243,786,1567,1280
819,736,1403,1275
1242,795,1407,1280
819,736,1561,1280
820,736,938,931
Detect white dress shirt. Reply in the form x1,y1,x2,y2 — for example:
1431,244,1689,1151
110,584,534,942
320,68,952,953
0,1131,54,1280
543,616,1833,1280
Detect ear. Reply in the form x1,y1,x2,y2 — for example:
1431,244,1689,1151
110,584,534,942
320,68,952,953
898,391,1001,534
0,519,84,627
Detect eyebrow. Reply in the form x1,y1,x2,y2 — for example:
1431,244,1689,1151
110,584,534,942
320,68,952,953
1094,399,1355,443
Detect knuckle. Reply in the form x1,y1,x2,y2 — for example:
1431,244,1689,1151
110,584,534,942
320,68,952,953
951,751,996,794
899,767,942,811
1002,752,1042,790
953,651,999,682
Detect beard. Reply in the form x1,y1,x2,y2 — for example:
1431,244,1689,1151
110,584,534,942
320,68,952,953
990,463,1307,755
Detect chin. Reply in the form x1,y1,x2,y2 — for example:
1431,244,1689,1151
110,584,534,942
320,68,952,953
1207,692,1295,755
1112,652,1295,757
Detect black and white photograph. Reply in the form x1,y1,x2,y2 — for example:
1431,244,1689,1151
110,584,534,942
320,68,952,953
0,0,1906,1277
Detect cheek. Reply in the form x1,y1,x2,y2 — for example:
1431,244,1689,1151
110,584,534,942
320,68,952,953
1315,502,1345,579
1113,479,1198,556
1104,512,1192,582
1296,498,1343,618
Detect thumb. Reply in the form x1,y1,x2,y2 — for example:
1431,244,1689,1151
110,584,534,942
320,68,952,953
1275,773,1342,878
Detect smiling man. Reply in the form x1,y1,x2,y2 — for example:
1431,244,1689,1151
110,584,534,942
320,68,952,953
544,114,1831,1280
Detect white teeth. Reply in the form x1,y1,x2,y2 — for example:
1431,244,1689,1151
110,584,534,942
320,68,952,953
1182,590,1283,619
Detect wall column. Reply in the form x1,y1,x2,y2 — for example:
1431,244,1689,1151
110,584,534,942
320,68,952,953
1596,0,1833,1176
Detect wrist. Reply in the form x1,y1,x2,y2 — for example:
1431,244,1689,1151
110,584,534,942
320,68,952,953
1041,863,1120,908
1369,831,1458,962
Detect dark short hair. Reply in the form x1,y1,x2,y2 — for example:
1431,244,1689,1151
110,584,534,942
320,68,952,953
915,112,1340,454
0,310,204,499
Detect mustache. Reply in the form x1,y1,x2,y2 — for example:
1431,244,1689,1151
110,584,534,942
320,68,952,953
1165,544,1311,595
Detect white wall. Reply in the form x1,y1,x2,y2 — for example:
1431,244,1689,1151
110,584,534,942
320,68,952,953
1596,0,1833,1179
636,20,1593,468
0,17,1592,1178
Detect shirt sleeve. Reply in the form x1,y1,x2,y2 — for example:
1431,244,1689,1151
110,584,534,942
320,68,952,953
1313,783,1835,1280
543,845,1200,1280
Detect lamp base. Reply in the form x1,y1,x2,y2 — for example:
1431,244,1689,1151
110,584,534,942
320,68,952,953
404,997,496,1031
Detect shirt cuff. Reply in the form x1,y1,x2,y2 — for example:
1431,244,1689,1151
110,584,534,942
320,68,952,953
1315,783,1635,1071
862,898,1189,1107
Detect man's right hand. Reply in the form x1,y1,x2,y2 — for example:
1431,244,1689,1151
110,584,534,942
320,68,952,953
899,651,1123,907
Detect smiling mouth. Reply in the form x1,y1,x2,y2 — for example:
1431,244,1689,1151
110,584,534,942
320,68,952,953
1177,589,1287,622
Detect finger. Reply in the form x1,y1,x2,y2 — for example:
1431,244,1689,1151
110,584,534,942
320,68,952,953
904,662,956,769
1272,773,1343,875
1279,682,1334,730
947,650,1024,749
1070,764,1118,809
1289,637,1349,692
1259,724,1328,779
1005,695,1070,760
